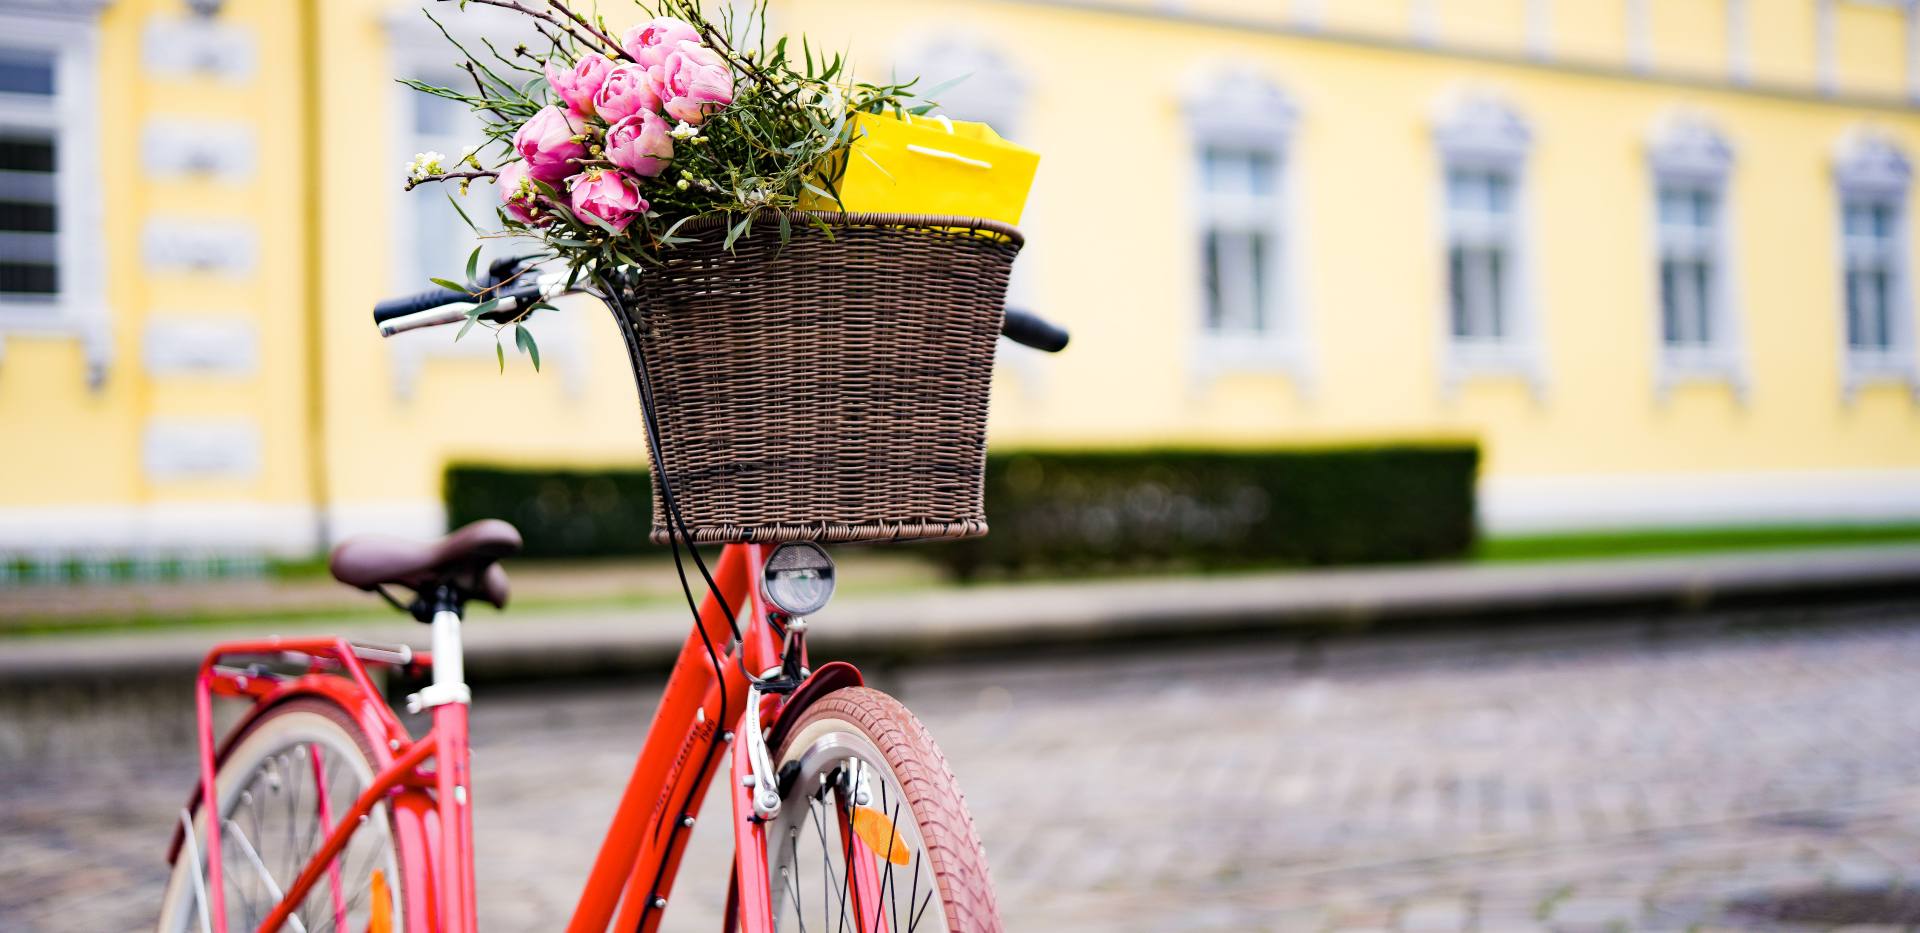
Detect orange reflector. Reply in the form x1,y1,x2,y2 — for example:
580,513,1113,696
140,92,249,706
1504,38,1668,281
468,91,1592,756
368,869,393,933
851,806,912,866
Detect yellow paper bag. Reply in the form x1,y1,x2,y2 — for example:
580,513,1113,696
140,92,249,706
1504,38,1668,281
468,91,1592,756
806,112,1040,226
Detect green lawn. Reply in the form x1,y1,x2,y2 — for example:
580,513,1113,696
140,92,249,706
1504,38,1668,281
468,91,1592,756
1478,523,1920,562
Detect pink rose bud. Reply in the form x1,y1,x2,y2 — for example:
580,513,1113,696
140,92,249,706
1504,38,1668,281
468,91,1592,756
545,52,613,118
497,161,544,225
512,106,588,184
569,167,647,234
593,63,663,125
649,41,734,126
623,16,701,69
604,111,674,178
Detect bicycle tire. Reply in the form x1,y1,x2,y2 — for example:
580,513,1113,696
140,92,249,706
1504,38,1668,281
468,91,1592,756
762,686,1001,932
156,698,412,933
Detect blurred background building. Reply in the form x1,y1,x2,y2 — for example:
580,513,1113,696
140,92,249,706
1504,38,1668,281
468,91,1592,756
2,0,1919,564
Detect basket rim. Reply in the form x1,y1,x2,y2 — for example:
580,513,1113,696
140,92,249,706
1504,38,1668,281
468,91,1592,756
668,210,1024,248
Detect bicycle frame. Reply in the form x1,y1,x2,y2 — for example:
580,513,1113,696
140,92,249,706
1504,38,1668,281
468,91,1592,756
180,541,878,933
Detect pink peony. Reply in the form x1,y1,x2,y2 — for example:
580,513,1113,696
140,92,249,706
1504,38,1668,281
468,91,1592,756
604,111,674,178
648,41,734,126
569,168,647,234
623,17,701,69
545,53,613,117
512,106,587,183
496,161,544,225
593,63,662,125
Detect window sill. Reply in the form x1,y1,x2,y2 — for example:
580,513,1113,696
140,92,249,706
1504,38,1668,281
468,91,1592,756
0,304,111,389
1844,352,1920,401
1190,333,1313,391
1444,340,1545,399
1657,349,1747,402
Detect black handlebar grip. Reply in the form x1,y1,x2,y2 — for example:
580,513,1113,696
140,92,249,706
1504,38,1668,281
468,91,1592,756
1001,309,1070,353
372,286,476,324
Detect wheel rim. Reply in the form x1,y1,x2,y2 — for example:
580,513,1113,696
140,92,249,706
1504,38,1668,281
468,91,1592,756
764,725,951,933
172,718,402,933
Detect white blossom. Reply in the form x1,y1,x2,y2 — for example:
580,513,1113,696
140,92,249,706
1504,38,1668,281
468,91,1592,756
405,151,448,180
668,121,700,140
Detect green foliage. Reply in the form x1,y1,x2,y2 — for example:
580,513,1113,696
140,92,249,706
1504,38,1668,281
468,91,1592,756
445,444,1481,572
928,446,1481,579
446,465,656,559
405,0,927,280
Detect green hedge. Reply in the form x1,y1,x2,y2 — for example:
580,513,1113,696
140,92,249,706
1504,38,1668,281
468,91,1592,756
447,443,1479,572
445,465,655,559
930,445,1479,578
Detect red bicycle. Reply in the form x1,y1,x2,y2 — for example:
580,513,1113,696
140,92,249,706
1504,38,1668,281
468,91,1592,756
154,263,1068,933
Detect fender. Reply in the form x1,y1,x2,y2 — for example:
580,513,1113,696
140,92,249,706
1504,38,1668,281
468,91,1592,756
165,673,413,865
764,660,865,756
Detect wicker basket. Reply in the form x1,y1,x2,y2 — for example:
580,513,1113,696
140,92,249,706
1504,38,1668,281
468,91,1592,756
611,212,1023,545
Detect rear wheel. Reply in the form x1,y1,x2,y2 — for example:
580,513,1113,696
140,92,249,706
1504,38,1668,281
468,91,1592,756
156,699,408,933
763,687,1000,933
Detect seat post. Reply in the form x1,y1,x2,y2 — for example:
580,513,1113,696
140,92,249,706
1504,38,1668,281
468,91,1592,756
408,585,472,713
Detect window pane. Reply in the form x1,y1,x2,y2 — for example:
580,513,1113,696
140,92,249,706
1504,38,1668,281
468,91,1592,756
1690,260,1713,344
1485,172,1512,216
1247,230,1269,331
1203,230,1224,330
0,50,54,96
0,135,56,174
1203,146,1277,198
1661,259,1680,344
0,199,54,233
1447,169,1482,212
0,262,56,294
1448,245,1470,337
1486,246,1507,338
414,88,470,137
0,129,56,300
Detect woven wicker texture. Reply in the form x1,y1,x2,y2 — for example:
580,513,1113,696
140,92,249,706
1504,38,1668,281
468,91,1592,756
616,212,1023,544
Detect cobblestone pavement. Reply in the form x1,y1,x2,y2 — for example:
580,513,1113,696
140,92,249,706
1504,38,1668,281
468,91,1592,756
8,614,1920,931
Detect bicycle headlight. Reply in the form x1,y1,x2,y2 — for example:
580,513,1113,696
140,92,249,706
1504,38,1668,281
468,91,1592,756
762,542,836,617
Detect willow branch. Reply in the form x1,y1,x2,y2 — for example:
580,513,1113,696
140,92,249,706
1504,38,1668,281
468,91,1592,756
405,170,500,192
437,0,627,60
693,18,774,89
541,0,626,61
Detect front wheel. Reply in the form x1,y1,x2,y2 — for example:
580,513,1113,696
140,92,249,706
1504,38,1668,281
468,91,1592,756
762,686,1001,933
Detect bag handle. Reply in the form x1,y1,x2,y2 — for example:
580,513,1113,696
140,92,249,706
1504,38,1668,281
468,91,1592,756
905,144,992,169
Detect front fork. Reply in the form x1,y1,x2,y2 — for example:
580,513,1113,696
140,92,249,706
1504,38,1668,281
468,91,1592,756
729,668,889,933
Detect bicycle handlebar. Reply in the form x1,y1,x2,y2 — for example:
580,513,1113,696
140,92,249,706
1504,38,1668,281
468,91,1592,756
1000,309,1070,353
372,260,1070,354
372,256,537,324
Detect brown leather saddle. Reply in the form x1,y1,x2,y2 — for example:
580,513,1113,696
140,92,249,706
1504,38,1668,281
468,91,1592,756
329,519,523,610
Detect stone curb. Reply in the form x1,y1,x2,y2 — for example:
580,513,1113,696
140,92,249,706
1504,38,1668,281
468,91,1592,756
4,544,1918,689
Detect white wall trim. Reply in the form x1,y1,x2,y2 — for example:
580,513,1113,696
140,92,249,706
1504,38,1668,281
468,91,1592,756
1482,470,1920,534
0,499,446,557
0,503,317,557
1728,0,1751,85
1525,0,1552,60
328,499,447,544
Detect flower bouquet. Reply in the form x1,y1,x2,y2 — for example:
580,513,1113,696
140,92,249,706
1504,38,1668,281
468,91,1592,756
404,0,1025,544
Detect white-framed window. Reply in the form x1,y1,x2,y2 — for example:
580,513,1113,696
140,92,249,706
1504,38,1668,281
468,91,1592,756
1444,165,1519,343
1433,89,1539,392
1832,128,1914,396
0,5,111,386
1647,112,1741,394
1185,68,1306,384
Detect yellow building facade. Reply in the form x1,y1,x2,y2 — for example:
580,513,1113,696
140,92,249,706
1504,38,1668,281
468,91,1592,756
2,0,1919,560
